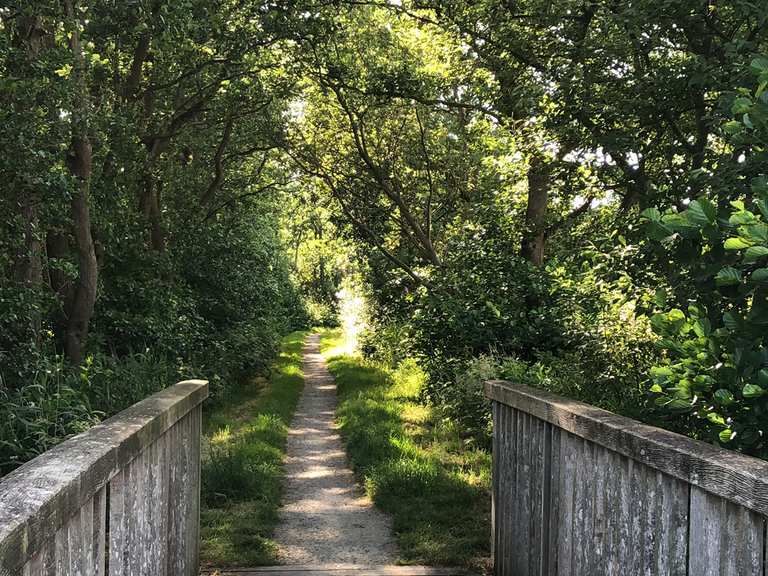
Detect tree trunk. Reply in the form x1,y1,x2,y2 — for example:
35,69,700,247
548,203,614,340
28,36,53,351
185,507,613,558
63,0,98,365
65,136,98,364
521,155,550,266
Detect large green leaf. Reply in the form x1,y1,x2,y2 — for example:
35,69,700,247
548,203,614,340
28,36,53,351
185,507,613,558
744,245,768,263
686,198,716,226
742,384,766,398
715,266,742,286
724,237,752,250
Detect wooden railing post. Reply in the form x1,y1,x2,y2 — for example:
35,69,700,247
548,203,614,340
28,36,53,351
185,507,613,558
0,380,208,576
486,379,768,576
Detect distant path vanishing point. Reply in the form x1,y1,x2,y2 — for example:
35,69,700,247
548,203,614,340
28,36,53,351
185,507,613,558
274,333,399,565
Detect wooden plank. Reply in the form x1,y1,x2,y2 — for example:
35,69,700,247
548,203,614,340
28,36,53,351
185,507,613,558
91,488,106,576
572,437,593,576
498,404,513,576
543,424,560,576
189,405,202,570
660,472,688,576
497,403,512,576
688,486,764,576
200,567,471,575
486,380,768,517
67,500,83,576
0,380,208,572
555,431,576,576
613,450,630,574
490,401,498,568
516,411,531,574
590,443,608,575
108,469,126,576
528,416,545,576
167,409,200,576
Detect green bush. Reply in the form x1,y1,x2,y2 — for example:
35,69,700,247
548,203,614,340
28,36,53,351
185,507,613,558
643,56,768,457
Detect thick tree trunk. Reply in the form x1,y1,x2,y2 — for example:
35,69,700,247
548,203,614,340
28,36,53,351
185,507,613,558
65,139,98,365
141,172,166,252
46,230,71,303
521,156,550,266
63,0,98,365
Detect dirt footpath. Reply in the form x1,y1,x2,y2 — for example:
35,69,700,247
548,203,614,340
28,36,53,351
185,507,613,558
274,333,398,565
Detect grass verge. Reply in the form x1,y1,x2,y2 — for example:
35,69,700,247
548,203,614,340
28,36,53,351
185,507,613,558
199,330,306,567
318,328,491,571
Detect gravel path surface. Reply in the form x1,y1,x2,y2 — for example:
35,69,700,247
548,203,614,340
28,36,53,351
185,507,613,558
274,334,399,565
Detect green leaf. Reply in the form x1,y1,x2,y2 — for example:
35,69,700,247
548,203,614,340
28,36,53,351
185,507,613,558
715,266,742,286
742,384,766,398
707,412,726,426
693,318,711,337
718,428,734,443
640,207,661,222
759,369,768,387
744,245,768,263
653,287,667,308
714,388,734,405
745,222,768,243
750,268,768,283
732,96,753,114
724,237,752,250
665,398,693,411
751,57,768,73
647,221,674,241
756,196,768,221
723,120,743,135
686,198,716,226
723,311,740,330
729,210,756,226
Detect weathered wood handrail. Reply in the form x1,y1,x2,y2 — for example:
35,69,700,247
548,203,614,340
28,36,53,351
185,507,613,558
486,379,768,576
0,380,208,576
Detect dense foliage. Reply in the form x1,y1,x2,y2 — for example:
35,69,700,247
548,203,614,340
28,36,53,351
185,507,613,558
284,2,767,458
3,0,768,475
0,1,310,474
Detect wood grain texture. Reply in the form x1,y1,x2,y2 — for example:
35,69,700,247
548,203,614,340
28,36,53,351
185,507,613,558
166,407,202,576
200,567,470,576
490,397,765,576
688,486,765,576
486,380,768,517
0,381,207,573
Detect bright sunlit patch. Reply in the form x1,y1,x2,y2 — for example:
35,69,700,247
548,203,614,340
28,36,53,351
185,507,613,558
333,281,367,356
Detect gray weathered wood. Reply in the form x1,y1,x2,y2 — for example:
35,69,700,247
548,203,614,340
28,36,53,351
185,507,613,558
489,380,768,576
200,567,470,576
0,380,207,574
688,486,764,576
486,380,768,516
166,406,202,576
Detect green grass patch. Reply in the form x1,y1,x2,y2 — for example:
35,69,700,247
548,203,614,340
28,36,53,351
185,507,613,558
320,329,491,570
200,330,306,567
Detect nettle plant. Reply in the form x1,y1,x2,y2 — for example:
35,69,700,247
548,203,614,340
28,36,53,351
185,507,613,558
642,57,768,457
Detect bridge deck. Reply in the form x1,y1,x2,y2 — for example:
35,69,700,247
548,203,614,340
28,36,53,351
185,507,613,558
201,566,469,576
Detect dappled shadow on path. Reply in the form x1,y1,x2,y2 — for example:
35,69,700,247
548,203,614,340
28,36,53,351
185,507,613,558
273,334,398,565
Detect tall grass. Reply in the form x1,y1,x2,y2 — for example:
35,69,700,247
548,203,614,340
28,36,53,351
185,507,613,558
199,331,306,567
320,329,491,570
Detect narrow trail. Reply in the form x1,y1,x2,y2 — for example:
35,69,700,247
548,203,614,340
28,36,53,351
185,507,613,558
274,333,399,565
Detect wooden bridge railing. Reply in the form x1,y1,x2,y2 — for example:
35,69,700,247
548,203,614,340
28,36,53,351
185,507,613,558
0,380,208,576
487,380,768,576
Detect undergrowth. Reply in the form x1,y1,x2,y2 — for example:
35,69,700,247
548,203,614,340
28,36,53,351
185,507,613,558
319,328,491,571
199,330,306,567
